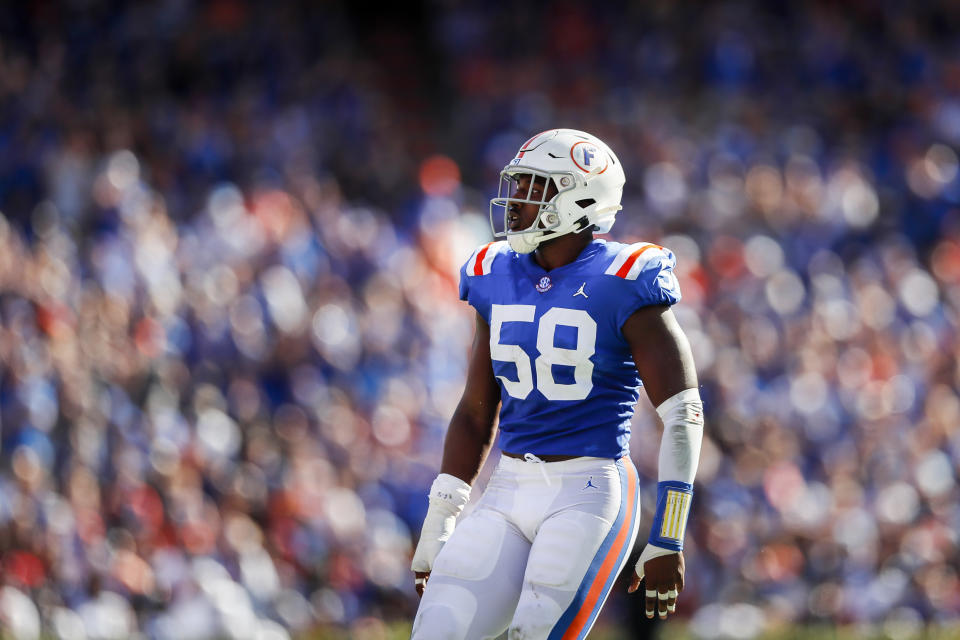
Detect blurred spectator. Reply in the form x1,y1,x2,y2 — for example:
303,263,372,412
0,1,959,638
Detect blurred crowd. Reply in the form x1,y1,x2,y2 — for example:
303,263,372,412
1,0,959,638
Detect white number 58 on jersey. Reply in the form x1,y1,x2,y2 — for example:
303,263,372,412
489,304,596,401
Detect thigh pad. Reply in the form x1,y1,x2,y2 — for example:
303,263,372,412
432,512,511,582
525,512,611,590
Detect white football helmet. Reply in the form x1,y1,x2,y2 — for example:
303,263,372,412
489,129,626,254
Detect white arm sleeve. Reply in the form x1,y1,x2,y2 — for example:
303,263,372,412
635,387,704,579
410,473,472,573
655,387,704,484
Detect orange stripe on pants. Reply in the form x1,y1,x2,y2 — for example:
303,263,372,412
561,459,638,640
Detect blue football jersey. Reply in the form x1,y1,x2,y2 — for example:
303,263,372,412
458,238,682,459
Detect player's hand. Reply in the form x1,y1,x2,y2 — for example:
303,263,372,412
410,473,471,597
414,570,430,598
410,503,455,597
410,533,446,597
628,545,685,619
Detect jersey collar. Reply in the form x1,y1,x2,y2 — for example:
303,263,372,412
522,239,605,276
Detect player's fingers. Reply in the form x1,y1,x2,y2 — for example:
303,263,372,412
658,589,670,619
627,573,641,594
645,589,657,619
666,587,679,613
414,571,430,598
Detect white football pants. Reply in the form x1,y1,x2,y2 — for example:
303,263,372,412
411,454,640,640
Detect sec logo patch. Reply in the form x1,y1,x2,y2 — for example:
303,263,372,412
535,276,553,293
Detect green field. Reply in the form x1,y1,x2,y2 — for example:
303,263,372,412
292,621,960,640
8,620,957,639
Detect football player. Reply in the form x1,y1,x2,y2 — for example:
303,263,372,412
410,129,703,639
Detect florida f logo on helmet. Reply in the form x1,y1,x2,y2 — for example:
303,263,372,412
490,129,625,255
570,141,609,174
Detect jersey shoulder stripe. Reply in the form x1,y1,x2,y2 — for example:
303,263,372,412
467,240,509,276
604,242,666,280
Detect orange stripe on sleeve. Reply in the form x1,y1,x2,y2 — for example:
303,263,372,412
614,244,660,279
473,242,494,276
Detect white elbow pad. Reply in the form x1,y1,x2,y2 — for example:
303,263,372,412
410,473,472,573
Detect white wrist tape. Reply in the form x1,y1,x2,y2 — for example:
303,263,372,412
410,473,471,573
634,542,678,581
428,473,472,509
656,387,704,484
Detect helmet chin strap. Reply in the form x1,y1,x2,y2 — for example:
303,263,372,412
508,207,584,254
508,232,540,254
507,208,556,254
